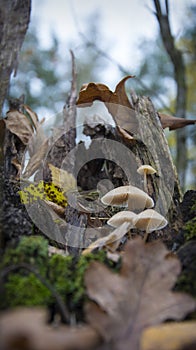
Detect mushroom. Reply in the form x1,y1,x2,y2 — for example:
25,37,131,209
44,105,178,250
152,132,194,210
107,210,137,228
137,165,156,193
133,208,168,242
101,185,154,212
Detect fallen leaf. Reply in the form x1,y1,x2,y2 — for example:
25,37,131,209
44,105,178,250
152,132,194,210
77,76,138,137
85,238,196,350
23,104,39,130
44,200,65,217
48,163,77,193
22,139,49,178
11,157,21,178
4,110,34,144
0,308,101,350
28,125,47,157
158,113,196,130
141,321,196,350
82,222,130,255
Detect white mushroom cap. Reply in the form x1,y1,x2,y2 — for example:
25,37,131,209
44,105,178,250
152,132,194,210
107,210,137,228
133,209,168,233
137,165,156,175
101,185,154,211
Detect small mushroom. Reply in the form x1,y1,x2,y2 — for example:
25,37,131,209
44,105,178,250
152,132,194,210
137,165,156,192
101,185,154,212
133,208,168,242
107,210,137,228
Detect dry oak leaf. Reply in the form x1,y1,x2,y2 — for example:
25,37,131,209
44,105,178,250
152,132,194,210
77,76,138,138
4,110,34,145
0,308,101,350
141,321,196,350
85,238,196,350
158,113,196,130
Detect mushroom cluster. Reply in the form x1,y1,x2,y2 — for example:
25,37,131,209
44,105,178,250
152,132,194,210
101,165,168,243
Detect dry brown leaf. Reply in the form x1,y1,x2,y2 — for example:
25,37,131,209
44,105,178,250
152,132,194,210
159,113,196,130
11,157,21,178
0,308,101,350
85,238,196,350
44,200,65,217
28,125,46,157
77,76,138,137
4,110,34,144
23,104,39,130
22,139,49,178
141,321,196,350
82,222,130,255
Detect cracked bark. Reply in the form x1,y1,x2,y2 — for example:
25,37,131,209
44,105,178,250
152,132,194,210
0,0,31,247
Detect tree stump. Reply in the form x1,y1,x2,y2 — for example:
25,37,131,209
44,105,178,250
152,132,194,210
1,93,182,251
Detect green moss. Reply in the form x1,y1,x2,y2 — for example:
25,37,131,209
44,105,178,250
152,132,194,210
1,235,49,274
1,235,120,313
184,217,196,241
2,273,51,308
48,254,73,298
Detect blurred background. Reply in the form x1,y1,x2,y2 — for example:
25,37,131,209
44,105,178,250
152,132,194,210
8,0,196,191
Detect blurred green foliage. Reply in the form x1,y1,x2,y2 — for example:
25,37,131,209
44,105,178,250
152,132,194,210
0,235,118,312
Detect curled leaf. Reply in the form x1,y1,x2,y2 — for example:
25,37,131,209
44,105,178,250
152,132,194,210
77,76,137,137
22,139,49,178
4,110,34,144
159,113,196,130
82,222,130,255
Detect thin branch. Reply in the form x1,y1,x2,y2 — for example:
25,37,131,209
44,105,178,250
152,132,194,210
165,0,169,16
1,263,70,324
154,0,162,18
68,50,77,111
63,50,77,130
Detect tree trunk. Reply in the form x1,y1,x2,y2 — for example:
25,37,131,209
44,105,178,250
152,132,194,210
0,0,31,246
153,0,187,191
0,0,31,114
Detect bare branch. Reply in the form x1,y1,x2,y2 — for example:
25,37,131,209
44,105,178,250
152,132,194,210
165,0,169,16
63,50,77,129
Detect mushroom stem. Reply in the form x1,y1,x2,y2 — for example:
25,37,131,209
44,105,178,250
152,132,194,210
143,172,148,193
143,231,149,243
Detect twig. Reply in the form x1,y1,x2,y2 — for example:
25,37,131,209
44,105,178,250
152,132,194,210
63,50,77,129
1,263,70,324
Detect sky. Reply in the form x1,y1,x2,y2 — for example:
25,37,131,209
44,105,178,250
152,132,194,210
31,0,195,88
